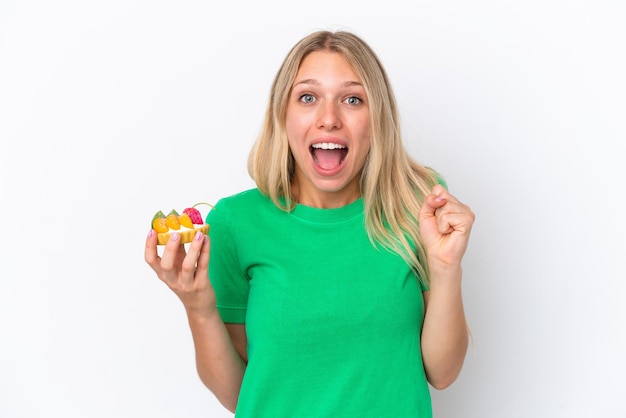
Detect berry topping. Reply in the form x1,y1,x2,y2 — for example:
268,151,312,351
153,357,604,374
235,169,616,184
183,207,203,225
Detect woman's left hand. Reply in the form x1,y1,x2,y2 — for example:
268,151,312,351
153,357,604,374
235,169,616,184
418,184,475,268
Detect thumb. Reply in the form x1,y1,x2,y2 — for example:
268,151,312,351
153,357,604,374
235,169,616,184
419,185,447,220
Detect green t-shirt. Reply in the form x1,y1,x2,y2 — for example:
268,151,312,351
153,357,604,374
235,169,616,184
207,188,431,417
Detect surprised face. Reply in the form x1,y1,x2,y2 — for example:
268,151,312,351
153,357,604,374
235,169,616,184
285,50,371,209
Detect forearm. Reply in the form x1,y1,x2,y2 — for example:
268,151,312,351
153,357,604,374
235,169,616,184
186,309,246,413
421,263,468,390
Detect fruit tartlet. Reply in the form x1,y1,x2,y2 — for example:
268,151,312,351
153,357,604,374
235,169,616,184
151,203,213,245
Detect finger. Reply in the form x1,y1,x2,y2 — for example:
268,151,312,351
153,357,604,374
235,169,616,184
174,238,187,268
434,209,457,235
425,186,466,219
419,192,447,220
431,183,446,197
195,235,211,279
435,203,475,235
182,231,209,277
160,232,184,271
144,229,161,271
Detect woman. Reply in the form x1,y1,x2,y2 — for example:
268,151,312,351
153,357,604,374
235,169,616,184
145,29,475,417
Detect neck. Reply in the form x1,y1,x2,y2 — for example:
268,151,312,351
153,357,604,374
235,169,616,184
291,180,361,209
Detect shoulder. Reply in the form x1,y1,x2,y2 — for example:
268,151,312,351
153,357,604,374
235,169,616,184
207,188,275,226
213,188,269,211
207,188,287,244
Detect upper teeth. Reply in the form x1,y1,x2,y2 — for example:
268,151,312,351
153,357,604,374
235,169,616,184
312,142,346,150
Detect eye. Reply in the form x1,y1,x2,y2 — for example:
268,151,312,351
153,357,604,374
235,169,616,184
344,96,362,105
299,94,316,104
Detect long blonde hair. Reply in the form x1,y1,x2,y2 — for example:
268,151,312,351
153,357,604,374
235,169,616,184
248,30,440,286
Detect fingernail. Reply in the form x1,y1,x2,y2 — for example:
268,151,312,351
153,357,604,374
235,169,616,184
148,229,154,238
195,231,203,241
170,232,180,241
435,196,445,202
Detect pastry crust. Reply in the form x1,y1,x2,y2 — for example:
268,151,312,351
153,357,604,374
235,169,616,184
157,224,210,245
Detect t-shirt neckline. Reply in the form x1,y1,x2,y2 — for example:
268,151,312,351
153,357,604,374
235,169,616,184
289,197,364,224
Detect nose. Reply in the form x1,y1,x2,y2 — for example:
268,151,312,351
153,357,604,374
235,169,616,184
317,101,342,130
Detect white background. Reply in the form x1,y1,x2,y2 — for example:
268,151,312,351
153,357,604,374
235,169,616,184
1,1,624,417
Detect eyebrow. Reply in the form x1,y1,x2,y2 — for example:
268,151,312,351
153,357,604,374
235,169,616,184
292,79,363,88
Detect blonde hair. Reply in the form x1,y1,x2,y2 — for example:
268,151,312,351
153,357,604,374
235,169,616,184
248,30,440,286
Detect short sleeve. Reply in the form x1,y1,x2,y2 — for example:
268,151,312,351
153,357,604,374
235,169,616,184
206,199,249,323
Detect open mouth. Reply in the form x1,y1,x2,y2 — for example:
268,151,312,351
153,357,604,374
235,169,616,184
310,142,348,170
